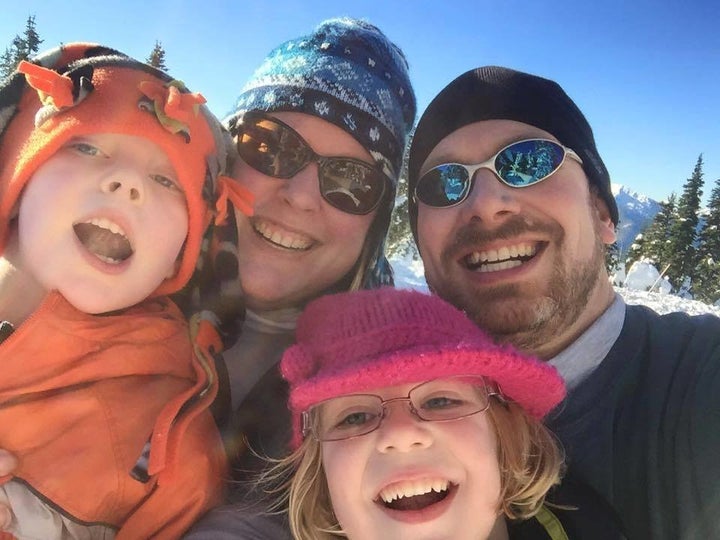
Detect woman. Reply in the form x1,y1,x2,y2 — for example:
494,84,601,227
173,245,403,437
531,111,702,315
183,17,416,538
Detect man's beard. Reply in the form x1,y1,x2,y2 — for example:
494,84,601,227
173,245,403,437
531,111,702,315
427,214,606,357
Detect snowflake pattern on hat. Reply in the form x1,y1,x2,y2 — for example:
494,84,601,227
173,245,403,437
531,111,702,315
225,17,416,184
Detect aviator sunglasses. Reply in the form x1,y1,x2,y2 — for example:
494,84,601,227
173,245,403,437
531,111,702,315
234,111,388,215
414,138,583,208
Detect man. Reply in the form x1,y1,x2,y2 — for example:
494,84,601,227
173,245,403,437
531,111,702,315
407,66,720,540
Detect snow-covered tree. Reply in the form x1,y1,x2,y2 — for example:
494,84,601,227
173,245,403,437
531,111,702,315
626,193,676,275
666,156,704,288
693,175,720,302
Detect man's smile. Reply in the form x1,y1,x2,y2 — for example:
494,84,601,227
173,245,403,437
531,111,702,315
463,241,542,272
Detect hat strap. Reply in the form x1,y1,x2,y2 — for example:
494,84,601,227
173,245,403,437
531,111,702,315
214,175,254,225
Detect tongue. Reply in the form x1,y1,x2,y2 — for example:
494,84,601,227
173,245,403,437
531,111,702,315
386,490,447,511
74,222,133,261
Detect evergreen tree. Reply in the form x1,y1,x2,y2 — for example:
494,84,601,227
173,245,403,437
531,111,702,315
693,176,720,303
627,193,676,272
0,15,43,79
666,156,704,289
624,232,646,270
605,241,620,274
22,15,42,58
146,41,168,72
0,48,14,79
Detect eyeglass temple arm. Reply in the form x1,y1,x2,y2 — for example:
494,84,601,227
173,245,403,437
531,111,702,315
565,148,583,165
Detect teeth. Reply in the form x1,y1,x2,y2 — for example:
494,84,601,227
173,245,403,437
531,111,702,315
254,220,312,250
467,243,537,265
467,252,481,265
378,479,449,504
84,217,128,239
95,254,122,265
478,259,522,273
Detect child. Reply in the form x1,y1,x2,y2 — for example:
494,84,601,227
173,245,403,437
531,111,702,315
0,43,253,539
276,288,623,540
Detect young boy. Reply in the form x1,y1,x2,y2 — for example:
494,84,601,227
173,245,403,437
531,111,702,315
0,43,252,539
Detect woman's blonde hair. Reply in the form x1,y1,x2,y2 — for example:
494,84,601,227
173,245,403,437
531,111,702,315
261,397,564,539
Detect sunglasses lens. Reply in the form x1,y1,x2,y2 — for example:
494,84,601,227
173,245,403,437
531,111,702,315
236,116,309,178
415,164,471,207
495,140,565,187
319,160,386,215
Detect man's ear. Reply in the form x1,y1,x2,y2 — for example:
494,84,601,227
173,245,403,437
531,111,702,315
590,189,617,246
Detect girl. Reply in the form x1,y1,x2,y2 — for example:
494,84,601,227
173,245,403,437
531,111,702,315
276,287,625,540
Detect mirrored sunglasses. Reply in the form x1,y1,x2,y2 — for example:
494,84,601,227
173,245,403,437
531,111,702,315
414,138,583,208
235,111,388,215
302,376,502,442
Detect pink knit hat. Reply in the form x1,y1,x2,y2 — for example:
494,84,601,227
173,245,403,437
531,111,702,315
281,287,565,447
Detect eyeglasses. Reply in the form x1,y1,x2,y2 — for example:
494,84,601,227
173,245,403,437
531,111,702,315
414,138,583,208
234,111,388,215
302,376,503,442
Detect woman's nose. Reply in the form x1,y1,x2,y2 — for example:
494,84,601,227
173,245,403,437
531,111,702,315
279,162,323,212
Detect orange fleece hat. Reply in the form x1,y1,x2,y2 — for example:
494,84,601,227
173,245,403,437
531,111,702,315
0,43,253,296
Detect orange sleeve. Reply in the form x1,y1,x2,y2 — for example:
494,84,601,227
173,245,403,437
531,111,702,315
115,412,228,539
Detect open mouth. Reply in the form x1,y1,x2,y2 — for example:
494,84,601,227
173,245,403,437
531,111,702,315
462,242,542,273
74,218,133,264
376,479,455,512
253,219,313,251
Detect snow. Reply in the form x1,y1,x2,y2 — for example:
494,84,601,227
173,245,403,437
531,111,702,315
390,255,720,318
623,260,672,294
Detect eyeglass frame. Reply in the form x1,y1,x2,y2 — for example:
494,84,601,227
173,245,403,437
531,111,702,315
233,110,389,215
301,376,505,443
413,138,583,209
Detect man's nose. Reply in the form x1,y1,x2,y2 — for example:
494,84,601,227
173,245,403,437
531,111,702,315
459,169,521,224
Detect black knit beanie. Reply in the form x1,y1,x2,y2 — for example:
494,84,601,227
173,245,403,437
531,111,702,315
407,66,618,240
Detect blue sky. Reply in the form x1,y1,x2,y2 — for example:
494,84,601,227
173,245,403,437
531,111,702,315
3,0,719,204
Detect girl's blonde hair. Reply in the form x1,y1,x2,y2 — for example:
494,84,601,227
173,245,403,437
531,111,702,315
261,397,564,539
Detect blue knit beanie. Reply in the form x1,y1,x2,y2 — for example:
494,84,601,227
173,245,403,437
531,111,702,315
225,17,416,183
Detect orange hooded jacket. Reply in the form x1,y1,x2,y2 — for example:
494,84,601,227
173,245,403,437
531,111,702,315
0,291,227,538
